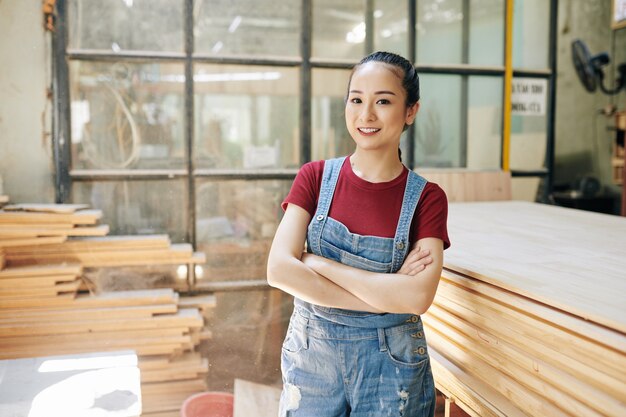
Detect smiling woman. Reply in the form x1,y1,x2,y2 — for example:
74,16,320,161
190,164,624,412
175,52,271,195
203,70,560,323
267,51,450,416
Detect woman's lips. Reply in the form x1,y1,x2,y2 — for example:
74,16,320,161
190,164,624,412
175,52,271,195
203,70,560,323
357,127,381,135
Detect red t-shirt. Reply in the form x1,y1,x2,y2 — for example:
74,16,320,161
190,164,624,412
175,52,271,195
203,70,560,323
282,157,450,249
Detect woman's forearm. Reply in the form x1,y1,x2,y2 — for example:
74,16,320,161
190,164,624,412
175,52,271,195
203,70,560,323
302,248,442,315
267,256,384,312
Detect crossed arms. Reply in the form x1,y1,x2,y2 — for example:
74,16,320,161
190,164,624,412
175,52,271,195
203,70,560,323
267,204,444,315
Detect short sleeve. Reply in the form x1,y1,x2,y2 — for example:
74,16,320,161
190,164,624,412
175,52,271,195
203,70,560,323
411,183,451,249
281,160,324,217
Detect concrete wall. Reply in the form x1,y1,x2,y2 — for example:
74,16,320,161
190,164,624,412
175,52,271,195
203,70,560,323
0,0,54,202
555,0,626,194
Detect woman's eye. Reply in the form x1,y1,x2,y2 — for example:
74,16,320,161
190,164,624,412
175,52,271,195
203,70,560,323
377,99,390,105
350,98,362,104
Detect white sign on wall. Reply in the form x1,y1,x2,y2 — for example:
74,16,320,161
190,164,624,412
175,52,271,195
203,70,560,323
511,78,548,116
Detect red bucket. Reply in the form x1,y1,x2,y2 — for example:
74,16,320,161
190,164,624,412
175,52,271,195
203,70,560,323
181,391,234,417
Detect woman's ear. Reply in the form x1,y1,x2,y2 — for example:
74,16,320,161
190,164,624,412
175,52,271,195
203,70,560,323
405,102,420,126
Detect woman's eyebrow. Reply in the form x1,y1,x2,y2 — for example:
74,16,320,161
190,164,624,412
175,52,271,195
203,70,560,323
349,89,397,95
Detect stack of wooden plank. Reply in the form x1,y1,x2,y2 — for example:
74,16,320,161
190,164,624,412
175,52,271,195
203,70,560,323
423,201,626,417
0,204,203,267
0,203,211,417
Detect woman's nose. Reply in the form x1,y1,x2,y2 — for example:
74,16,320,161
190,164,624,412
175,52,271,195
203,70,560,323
359,103,376,122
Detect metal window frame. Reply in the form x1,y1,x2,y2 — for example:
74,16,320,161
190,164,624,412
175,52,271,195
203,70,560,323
52,0,557,290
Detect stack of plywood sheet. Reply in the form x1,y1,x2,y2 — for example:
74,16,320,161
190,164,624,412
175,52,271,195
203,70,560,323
0,203,210,417
423,201,626,417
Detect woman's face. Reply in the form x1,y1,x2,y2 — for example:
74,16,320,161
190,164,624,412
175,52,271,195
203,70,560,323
345,62,418,154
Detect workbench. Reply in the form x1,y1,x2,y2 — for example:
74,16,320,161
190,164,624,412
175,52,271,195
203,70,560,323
0,350,141,417
424,201,626,417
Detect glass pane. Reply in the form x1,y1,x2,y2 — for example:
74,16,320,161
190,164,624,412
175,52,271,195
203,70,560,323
469,0,504,66
513,0,550,69
194,0,300,57
195,179,291,281
510,114,547,171
68,0,183,52
69,61,186,170
311,68,353,161
417,0,463,65
194,65,299,170
204,289,291,391
467,76,502,169
373,0,409,56
312,0,366,60
414,74,462,168
72,180,186,242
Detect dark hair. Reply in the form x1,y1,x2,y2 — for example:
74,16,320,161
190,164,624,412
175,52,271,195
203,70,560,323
347,52,420,162
347,51,420,107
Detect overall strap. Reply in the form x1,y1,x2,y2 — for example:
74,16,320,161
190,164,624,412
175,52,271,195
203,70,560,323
307,156,346,255
390,170,428,272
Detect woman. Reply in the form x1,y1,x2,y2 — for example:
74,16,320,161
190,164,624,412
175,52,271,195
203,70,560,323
267,51,450,417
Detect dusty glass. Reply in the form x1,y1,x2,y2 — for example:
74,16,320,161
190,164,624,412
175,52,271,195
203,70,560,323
72,180,187,242
373,0,409,56
469,0,505,66
414,74,462,168
513,0,550,69
312,0,366,60
193,65,299,170
311,68,353,161
68,0,183,52
194,0,300,57
417,0,504,66
203,289,292,392
195,179,292,282
416,0,463,64
69,61,186,170
467,76,503,169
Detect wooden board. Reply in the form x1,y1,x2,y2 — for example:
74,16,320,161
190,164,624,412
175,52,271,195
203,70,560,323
444,201,626,333
431,288,626,400
417,169,512,202
0,304,177,324
0,209,102,225
0,263,82,278
0,308,202,337
429,349,526,417
425,304,625,417
4,235,171,254
5,244,201,268
141,379,208,414
0,350,141,417
0,225,111,238
0,288,178,311
440,269,626,354
0,235,67,248
0,280,81,298
2,203,90,214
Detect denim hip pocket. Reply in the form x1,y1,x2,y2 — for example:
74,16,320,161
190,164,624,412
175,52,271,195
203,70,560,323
383,319,429,368
282,313,309,353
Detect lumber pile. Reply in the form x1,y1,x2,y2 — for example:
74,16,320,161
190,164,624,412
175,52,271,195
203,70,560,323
0,203,211,416
424,201,626,417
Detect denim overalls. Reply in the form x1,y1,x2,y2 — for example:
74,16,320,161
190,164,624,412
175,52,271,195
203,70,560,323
280,157,436,417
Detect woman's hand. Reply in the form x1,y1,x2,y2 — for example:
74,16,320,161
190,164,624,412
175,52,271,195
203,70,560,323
397,246,432,276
